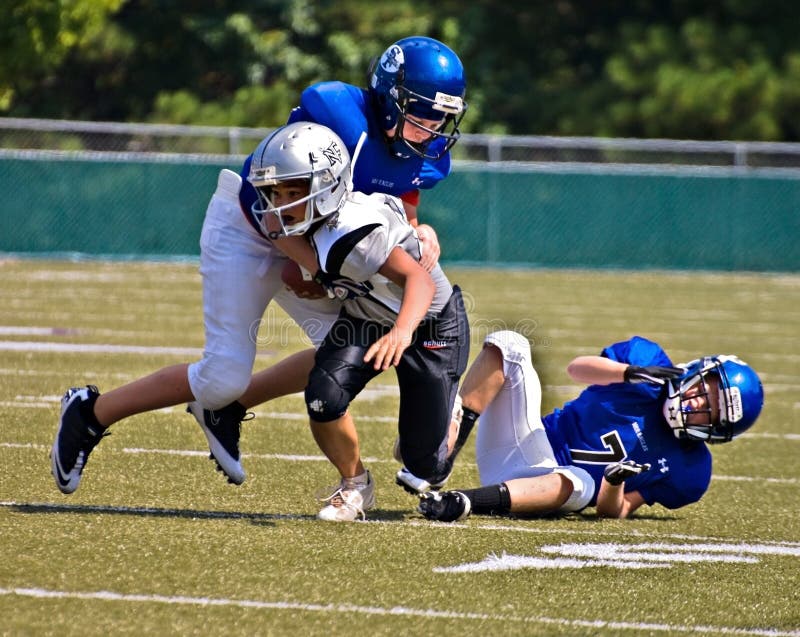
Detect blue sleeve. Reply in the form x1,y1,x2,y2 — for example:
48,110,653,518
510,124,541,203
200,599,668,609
601,336,673,367
636,444,712,509
238,153,256,213
421,153,451,189
284,82,369,151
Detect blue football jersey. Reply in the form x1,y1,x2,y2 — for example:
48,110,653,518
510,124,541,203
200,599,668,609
543,336,712,509
238,81,451,235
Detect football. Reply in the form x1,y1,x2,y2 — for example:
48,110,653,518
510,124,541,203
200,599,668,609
281,259,327,299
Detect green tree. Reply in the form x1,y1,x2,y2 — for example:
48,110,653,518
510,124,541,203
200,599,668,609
0,0,123,112
4,0,800,141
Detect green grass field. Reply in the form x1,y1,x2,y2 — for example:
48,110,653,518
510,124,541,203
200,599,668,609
1,258,798,636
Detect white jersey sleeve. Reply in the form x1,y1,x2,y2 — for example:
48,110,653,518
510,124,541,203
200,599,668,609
312,192,452,324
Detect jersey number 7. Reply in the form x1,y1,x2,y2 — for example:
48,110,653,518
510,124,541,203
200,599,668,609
570,430,627,465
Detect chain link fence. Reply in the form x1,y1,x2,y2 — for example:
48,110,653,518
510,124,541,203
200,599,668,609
1,118,798,270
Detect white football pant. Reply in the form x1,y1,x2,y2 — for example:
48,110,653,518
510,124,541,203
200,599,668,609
188,170,340,410
475,330,594,512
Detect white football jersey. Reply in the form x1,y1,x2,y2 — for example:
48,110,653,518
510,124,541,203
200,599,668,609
310,192,452,325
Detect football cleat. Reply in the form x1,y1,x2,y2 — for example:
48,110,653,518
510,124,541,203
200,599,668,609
316,471,376,522
51,386,107,494
418,490,471,522
395,466,451,495
187,401,253,485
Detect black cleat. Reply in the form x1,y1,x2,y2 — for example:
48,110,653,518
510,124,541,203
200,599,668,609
187,401,252,484
51,386,107,494
418,490,472,522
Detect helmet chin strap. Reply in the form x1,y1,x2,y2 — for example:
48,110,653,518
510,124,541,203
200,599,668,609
348,132,367,191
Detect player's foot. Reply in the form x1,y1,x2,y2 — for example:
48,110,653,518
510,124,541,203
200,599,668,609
186,401,253,485
51,386,107,494
317,471,376,522
418,490,471,522
395,466,451,494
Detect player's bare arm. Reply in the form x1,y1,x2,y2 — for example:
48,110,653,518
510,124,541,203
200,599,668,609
566,356,628,385
364,247,435,370
401,199,441,272
270,234,318,274
595,480,646,518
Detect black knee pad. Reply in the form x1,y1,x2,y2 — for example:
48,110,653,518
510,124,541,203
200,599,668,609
305,364,352,422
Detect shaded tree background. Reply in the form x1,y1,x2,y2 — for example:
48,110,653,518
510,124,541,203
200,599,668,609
2,0,800,140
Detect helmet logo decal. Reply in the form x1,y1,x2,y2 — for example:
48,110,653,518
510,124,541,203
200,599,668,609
725,386,744,423
433,91,465,114
379,45,404,73
309,141,342,169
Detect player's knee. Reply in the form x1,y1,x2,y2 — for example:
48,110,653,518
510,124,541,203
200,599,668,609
305,366,351,422
553,466,594,512
189,355,251,410
484,330,532,362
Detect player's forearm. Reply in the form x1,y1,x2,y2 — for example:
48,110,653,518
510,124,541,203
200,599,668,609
566,356,627,385
394,270,435,336
271,235,318,273
595,479,626,518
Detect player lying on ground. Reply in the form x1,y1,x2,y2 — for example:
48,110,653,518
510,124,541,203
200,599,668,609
417,330,764,522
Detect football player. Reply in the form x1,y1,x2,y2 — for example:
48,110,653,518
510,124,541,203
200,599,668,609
417,330,764,522
50,37,467,495
249,122,469,521
190,35,468,487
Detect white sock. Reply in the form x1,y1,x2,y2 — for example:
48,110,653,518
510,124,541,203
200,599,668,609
343,470,369,488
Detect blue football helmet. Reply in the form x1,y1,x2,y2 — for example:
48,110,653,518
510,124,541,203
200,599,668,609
368,36,467,160
662,355,764,443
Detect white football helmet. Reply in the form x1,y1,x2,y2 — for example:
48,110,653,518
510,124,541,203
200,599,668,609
248,122,352,236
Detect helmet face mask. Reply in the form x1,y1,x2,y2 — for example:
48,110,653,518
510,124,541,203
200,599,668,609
662,355,764,444
248,123,352,236
368,36,467,160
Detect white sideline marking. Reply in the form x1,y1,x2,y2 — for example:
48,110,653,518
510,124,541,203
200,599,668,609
1,587,798,636
434,541,800,574
2,442,799,483
0,340,203,356
405,520,800,546
0,327,78,336
123,448,387,464
4,500,799,548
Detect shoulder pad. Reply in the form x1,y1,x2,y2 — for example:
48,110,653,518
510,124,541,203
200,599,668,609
299,82,369,150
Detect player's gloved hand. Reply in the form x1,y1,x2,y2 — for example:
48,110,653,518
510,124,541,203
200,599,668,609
623,365,683,385
313,270,373,300
604,460,652,486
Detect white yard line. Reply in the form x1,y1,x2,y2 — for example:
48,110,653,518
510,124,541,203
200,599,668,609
0,586,797,636
0,340,203,356
2,441,799,485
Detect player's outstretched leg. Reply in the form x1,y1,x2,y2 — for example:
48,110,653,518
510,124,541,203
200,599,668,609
51,386,107,494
